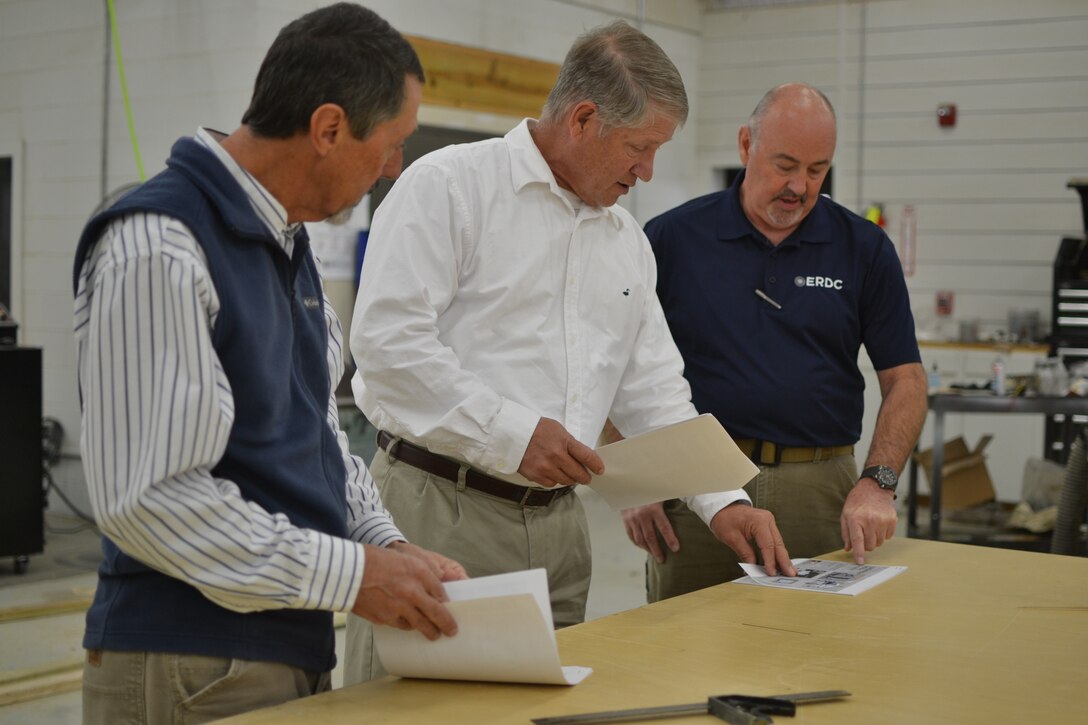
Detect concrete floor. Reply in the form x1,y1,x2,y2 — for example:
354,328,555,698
0,488,646,724
0,513,100,725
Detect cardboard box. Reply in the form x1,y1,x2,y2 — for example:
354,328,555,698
914,435,997,509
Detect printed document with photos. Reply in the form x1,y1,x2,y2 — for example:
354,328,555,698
735,558,907,596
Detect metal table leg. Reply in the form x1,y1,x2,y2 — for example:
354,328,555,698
930,409,945,540
907,444,919,538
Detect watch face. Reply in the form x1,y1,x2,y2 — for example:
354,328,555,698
865,466,898,491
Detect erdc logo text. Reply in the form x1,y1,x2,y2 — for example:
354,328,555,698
794,275,843,290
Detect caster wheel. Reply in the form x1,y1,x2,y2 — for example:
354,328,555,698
13,555,29,574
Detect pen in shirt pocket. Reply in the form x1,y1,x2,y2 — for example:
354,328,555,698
755,288,782,310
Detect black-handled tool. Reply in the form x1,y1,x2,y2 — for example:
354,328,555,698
531,689,850,725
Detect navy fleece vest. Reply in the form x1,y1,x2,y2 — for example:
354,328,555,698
73,138,348,671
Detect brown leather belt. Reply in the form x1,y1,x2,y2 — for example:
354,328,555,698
734,439,854,466
377,431,575,507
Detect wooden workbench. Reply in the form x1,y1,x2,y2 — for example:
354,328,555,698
220,539,1088,724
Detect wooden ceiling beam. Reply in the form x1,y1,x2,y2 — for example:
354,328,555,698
406,35,560,119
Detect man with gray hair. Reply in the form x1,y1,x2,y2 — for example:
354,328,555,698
344,20,794,683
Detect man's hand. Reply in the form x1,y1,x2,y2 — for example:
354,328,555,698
388,541,469,582
622,502,679,564
351,544,459,641
518,417,605,487
840,478,897,564
708,503,796,576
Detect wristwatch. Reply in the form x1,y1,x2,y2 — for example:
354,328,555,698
860,465,898,494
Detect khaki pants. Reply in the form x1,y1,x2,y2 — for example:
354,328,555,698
344,447,591,685
81,650,330,725
648,455,857,602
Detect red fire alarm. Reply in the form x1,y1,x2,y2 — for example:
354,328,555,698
937,103,957,128
936,290,954,316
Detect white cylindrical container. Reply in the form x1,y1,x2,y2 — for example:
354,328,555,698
992,357,1007,396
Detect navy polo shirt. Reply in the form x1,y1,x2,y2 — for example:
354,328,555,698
645,170,920,447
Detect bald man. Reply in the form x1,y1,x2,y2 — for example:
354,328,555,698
622,83,928,602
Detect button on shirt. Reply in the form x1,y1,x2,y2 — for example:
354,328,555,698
351,119,748,522
73,128,401,615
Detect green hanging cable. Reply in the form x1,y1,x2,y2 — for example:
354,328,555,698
107,0,145,181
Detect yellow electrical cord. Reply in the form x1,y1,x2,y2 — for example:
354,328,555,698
107,0,145,181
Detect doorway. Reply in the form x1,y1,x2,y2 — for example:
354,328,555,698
368,125,497,216
0,157,11,314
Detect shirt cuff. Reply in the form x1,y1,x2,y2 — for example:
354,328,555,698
683,489,752,527
350,514,405,549
476,397,540,474
293,531,366,613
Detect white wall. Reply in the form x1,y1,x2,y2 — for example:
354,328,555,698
698,0,1088,343
0,0,701,512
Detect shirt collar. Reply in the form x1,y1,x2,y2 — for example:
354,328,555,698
718,167,833,247
506,119,623,230
194,127,303,247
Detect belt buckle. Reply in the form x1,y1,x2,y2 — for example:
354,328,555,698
521,486,561,507
755,440,783,467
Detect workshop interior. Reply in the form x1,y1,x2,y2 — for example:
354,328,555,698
1,1,1086,723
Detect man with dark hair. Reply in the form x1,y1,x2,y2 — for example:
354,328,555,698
73,5,464,722
622,83,927,603
344,20,793,684
240,2,423,144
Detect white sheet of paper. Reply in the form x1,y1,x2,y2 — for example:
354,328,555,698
735,558,908,596
588,414,758,510
373,569,592,686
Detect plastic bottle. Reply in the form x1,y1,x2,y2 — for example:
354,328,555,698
927,362,941,391
991,357,1006,396
899,204,916,277
1053,357,1069,396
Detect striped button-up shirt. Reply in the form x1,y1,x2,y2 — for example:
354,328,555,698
73,128,402,614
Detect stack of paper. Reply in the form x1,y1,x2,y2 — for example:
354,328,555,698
373,569,592,685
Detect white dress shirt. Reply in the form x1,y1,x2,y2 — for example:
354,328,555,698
73,128,401,615
351,119,748,523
